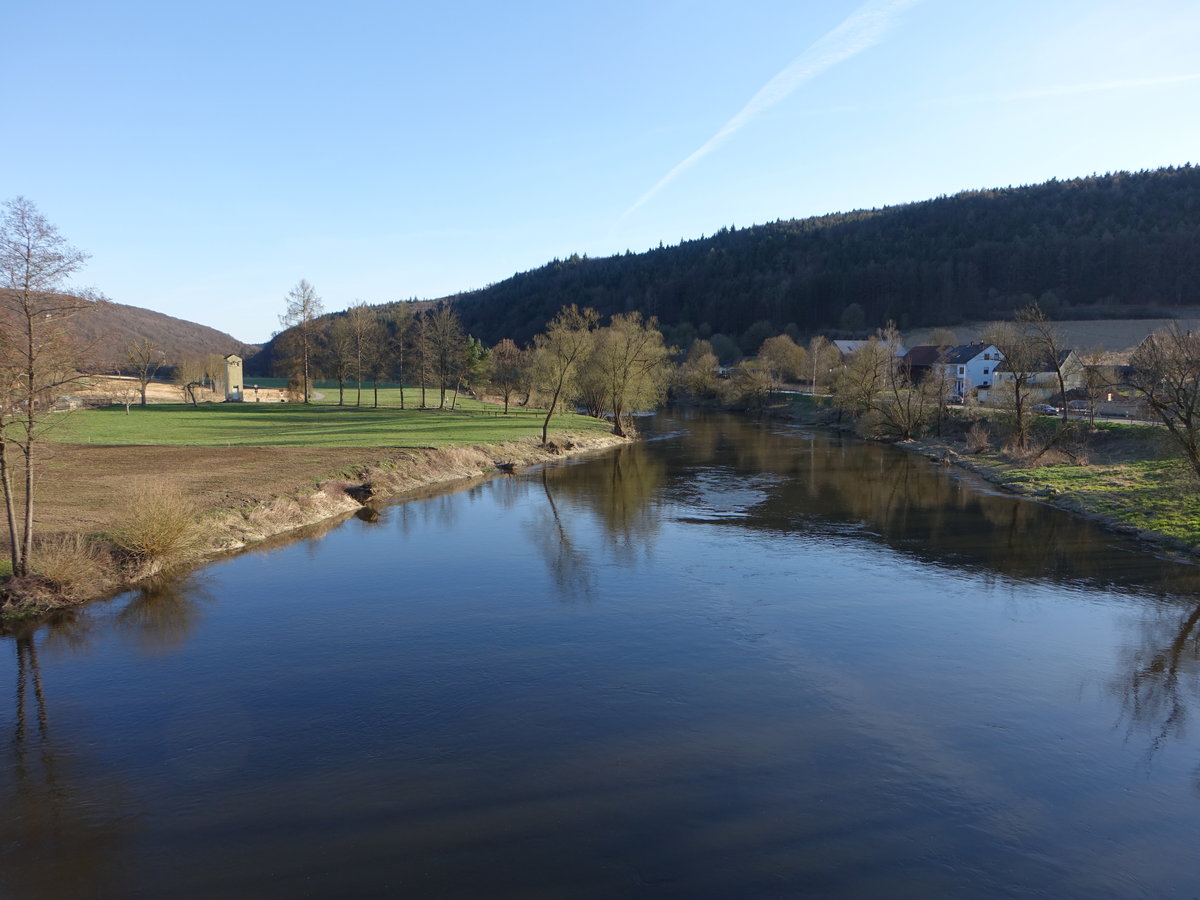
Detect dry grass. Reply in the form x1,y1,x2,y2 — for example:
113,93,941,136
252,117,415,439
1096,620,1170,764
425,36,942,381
108,478,208,571
31,533,116,600
965,422,991,454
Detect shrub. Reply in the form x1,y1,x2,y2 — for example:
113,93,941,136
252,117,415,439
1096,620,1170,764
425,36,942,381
31,534,115,600
966,422,991,454
109,479,207,567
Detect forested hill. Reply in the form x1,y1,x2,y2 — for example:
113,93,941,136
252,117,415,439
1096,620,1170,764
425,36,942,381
453,165,1200,347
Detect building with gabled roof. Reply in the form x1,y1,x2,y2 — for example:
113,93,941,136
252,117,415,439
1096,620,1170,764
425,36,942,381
937,342,1004,397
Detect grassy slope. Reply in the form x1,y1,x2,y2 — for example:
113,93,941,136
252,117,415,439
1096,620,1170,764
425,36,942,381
928,419,1200,548
51,393,611,448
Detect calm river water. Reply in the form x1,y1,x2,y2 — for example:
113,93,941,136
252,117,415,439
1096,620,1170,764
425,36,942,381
4,411,1200,898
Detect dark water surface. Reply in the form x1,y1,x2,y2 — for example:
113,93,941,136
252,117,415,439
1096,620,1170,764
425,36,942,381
4,412,1200,898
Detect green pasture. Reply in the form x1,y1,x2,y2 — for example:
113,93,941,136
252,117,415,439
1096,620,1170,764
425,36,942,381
51,398,612,448
1000,458,1200,544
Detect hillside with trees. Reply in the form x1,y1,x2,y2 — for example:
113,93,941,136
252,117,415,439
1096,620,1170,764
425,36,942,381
448,165,1200,349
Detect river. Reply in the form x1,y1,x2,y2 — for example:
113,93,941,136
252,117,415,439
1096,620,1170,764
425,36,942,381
3,411,1200,898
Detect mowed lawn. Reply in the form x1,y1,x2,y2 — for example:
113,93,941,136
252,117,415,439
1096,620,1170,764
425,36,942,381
52,395,612,448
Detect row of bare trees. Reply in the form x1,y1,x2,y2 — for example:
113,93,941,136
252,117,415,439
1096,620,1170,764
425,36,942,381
272,289,675,440
275,291,492,410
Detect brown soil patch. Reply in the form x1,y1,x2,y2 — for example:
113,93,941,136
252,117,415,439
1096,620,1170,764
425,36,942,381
36,444,396,536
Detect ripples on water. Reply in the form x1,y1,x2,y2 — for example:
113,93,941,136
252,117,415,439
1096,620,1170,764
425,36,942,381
3,411,1200,898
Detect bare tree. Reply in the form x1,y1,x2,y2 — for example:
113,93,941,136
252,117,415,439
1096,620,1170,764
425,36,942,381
278,279,324,403
410,312,431,408
588,313,672,437
126,338,164,406
174,356,207,405
452,336,490,410
532,305,598,445
426,305,466,409
491,338,528,414
1129,326,1200,481
806,335,840,394
987,305,1078,454
0,197,90,578
832,336,891,419
109,372,139,414
983,320,1039,451
830,324,937,439
385,304,414,409
324,316,356,406
346,302,376,407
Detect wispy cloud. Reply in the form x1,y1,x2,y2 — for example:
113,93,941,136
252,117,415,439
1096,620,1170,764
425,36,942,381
997,72,1200,101
622,0,923,219
923,72,1200,109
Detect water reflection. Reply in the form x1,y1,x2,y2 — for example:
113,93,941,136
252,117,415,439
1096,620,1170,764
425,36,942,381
3,626,133,899
526,469,597,602
1114,598,1200,776
542,442,666,558
4,411,1200,896
115,572,215,655
665,411,1200,595
525,443,668,601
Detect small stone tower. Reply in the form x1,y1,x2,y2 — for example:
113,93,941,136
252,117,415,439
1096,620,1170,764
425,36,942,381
224,354,244,401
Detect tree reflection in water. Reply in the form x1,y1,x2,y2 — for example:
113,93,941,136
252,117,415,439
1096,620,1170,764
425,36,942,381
3,621,133,899
1113,597,1200,786
528,444,667,601
115,571,216,656
527,468,597,603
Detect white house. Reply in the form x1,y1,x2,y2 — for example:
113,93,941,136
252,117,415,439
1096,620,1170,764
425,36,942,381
939,343,1004,397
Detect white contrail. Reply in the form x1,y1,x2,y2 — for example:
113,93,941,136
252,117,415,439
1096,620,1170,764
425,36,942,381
622,0,923,219
998,72,1200,101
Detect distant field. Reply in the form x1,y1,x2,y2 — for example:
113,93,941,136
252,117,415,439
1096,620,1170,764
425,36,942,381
904,315,1200,352
50,399,612,448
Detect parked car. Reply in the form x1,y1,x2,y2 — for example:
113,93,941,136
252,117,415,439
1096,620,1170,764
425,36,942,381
947,394,964,405
1067,400,1089,412
1032,403,1060,415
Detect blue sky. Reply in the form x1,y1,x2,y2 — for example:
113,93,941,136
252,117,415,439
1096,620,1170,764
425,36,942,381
4,0,1199,343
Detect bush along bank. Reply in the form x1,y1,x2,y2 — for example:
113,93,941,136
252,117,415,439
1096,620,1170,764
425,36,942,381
0,432,627,620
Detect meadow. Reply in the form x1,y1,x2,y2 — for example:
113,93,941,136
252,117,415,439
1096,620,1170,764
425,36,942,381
53,387,611,448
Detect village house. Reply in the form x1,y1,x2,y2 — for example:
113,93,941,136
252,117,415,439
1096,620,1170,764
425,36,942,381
900,345,952,383
938,343,1005,398
986,349,1085,402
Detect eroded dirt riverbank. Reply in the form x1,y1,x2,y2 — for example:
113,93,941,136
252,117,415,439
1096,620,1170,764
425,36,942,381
3,432,628,617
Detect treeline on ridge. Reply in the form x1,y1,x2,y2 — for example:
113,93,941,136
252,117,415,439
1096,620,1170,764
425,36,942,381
451,165,1200,348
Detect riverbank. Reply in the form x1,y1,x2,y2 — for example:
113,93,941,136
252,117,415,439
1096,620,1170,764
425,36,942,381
0,431,628,619
897,435,1200,556
764,395,1200,557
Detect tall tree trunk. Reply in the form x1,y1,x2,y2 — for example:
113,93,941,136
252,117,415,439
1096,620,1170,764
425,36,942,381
20,440,34,578
0,438,23,575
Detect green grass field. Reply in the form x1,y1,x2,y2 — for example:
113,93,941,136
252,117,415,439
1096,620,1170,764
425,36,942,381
52,395,612,448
